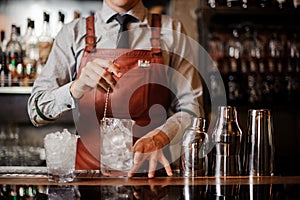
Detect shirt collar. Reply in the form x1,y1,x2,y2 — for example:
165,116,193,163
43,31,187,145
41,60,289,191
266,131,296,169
100,0,147,23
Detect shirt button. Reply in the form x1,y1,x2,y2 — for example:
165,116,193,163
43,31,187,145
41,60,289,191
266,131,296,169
67,104,72,108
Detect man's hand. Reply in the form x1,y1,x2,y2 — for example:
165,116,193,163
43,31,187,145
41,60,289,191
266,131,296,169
70,58,122,99
128,130,173,178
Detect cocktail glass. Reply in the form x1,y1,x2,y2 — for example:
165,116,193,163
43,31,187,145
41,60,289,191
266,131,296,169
100,118,135,176
44,129,79,183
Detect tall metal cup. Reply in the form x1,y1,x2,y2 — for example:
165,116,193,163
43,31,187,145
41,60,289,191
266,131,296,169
242,109,275,176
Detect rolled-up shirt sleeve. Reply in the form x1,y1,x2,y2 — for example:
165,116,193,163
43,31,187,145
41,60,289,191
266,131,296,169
27,22,81,127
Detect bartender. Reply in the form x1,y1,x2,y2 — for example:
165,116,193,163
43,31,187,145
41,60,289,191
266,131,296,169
27,0,204,178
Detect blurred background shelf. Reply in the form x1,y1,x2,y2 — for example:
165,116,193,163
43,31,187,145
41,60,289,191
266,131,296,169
0,87,32,94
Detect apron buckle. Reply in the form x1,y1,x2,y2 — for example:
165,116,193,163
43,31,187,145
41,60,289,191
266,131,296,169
138,60,151,68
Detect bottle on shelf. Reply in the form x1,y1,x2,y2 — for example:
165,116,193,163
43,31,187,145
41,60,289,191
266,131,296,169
23,20,39,86
5,24,23,87
20,18,32,58
73,10,81,20
252,30,266,59
38,12,53,66
225,28,243,60
266,58,284,103
284,54,299,103
0,42,6,87
288,33,300,98
208,0,218,8
241,25,256,60
247,59,262,104
287,33,300,59
55,11,65,37
226,0,247,8
259,57,274,104
1,30,7,52
226,58,243,104
268,32,284,59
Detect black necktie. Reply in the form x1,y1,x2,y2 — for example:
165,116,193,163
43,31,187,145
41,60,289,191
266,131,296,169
115,14,134,48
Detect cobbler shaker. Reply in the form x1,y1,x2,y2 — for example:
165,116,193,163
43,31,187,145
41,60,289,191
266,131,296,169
211,106,242,176
180,117,208,177
242,109,275,176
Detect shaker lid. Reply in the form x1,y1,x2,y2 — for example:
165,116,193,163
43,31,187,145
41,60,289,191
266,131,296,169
192,117,206,131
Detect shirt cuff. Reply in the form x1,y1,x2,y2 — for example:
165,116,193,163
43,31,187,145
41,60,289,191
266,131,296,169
54,82,76,113
156,112,193,145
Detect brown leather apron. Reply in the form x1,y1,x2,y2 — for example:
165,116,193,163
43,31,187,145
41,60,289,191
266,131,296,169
75,14,171,170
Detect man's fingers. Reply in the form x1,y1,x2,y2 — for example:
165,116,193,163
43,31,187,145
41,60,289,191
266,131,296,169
128,152,146,177
94,59,122,77
148,152,158,178
97,80,110,92
159,153,173,177
102,71,117,87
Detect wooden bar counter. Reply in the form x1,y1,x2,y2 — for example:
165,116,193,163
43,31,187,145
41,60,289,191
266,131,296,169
1,167,300,199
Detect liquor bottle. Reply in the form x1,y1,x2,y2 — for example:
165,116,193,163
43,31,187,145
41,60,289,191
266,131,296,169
21,18,32,56
267,58,283,104
259,59,274,104
38,12,53,65
247,59,262,104
225,28,243,60
288,33,300,59
0,30,7,52
25,20,39,61
227,58,242,104
241,25,256,61
208,0,217,8
23,20,39,86
0,44,6,87
74,10,81,19
285,55,298,103
284,33,299,102
55,11,65,36
268,32,284,71
253,31,266,59
5,24,23,86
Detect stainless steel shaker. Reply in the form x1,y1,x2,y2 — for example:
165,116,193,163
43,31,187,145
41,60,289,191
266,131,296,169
242,109,275,176
180,117,208,177
208,106,242,200
211,106,242,176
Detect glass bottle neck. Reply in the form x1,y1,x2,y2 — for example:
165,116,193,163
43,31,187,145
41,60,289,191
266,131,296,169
42,21,51,37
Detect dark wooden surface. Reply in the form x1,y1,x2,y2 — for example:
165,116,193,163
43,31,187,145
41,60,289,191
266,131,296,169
1,173,300,186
